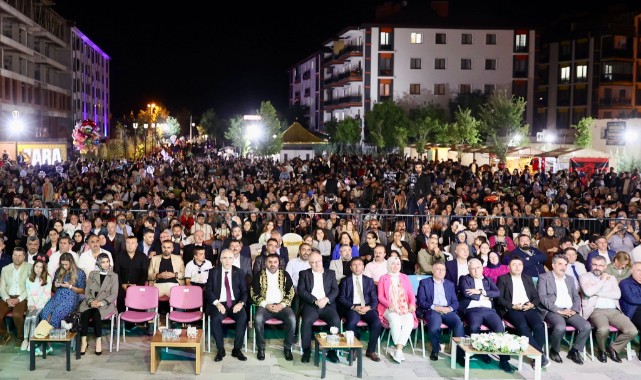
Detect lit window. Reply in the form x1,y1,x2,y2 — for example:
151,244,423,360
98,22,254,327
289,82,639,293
560,66,571,83
576,64,587,80
410,32,423,44
380,32,390,45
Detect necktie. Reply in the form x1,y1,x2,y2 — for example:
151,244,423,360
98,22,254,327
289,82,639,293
355,276,365,307
571,264,580,283
224,271,232,308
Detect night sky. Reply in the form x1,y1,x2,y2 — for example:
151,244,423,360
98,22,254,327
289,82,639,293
50,1,639,122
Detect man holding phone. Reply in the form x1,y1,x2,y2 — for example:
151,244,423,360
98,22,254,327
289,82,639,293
605,221,638,255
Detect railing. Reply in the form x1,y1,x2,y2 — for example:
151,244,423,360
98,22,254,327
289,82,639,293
3,207,637,240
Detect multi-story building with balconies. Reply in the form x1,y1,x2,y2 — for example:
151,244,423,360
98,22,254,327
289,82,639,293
0,0,109,145
289,1,535,135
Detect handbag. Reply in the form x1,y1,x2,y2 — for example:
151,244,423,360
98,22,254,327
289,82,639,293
61,311,82,333
34,319,54,338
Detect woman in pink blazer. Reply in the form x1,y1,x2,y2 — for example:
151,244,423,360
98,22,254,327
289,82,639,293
377,256,418,363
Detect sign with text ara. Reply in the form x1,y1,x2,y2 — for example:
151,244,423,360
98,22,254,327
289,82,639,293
17,143,67,165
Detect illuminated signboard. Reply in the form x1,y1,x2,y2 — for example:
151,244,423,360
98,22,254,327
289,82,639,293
17,143,67,165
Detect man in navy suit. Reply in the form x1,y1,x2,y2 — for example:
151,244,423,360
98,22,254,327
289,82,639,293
338,257,381,362
205,249,248,362
298,252,340,364
459,258,516,373
416,261,464,361
496,256,550,368
586,236,616,271
444,243,470,290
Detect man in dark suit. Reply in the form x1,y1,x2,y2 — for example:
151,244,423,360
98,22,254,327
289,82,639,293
183,230,216,266
444,243,469,290
496,256,550,368
138,229,160,258
416,261,464,361
113,236,149,313
104,220,126,257
227,239,252,286
298,252,340,364
337,257,381,362
205,248,248,362
537,253,591,364
459,258,516,373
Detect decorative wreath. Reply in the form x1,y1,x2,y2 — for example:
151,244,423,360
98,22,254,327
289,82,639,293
72,119,101,154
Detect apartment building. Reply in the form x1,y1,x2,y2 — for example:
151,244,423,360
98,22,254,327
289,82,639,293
533,6,641,141
0,0,109,142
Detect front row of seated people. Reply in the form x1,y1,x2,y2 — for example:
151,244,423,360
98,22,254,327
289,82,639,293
4,241,641,371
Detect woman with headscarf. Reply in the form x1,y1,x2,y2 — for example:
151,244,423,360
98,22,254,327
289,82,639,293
483,251,510,284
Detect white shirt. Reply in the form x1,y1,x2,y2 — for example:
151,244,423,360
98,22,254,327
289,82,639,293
78,249,113,278
285,258,310,289
215,268,236,304
311,271,326,300
262,270,283,306
363,260,387,283
9,266,21,296
511,276,529,305
468,278,492,309
457,261,469,283
184,259,213,284
47,250,79,278
553,275,573,309
352,275,364,305
597,250,612,265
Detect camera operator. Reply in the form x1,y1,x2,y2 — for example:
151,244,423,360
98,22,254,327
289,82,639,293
407,162,431,232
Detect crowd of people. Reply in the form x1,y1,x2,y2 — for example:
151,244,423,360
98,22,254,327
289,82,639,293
2,144,641,371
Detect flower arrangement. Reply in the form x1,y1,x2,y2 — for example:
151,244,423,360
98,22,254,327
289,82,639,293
72,119,101,154
470,332,529,353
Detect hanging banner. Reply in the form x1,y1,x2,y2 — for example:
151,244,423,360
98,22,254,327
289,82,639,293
17,143,67,165
569,157,609,178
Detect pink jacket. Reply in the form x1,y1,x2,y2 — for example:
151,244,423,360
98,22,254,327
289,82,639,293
377,273,418,329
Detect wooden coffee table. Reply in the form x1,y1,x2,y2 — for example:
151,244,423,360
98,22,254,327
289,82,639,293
29,331,80,371
450,337,542,380
313,333,362,379
150,329,204,374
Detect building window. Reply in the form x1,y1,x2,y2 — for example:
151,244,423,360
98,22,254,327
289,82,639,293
560,65,571,83
410,58,422,69
461,59,472,70
484,84,495,95
434,58,446,70
435,33,446,44
485,59,497,70
459,84,471,94
410,32,423,44
434,83,445,95
515,33,528,52
576,64,587,80
486,34,496,45
379,82,391,96
380,31,390,45
461,33,473,44
603,64,613,80
410,83,421,94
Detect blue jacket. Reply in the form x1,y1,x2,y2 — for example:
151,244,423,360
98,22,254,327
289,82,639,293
416,277,459,319
585,249,616,271
338,273,378,311
506,248,546,277
619,276,641,319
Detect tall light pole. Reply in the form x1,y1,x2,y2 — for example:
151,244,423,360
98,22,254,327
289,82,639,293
144,123,149,156
132,123,139,159
10,110,22,160
189,114,194,142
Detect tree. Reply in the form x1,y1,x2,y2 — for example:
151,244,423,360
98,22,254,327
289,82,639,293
254,101,284,156
199,109,225,146
572,116,594,149
409,103,447,154
159,116,180,139
448,90,488,119
224,116,250,157
435,107,481,161
365,100,410,151
478,89,529,162
334,117,361,153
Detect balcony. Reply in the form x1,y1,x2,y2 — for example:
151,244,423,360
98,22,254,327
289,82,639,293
599,98,632,106
601,48,633,59
379,44,393,51
323,94,363,107
322,45,364,64
379,69,393,76
601,73,633,82
302,70,311,80
323,69,363,86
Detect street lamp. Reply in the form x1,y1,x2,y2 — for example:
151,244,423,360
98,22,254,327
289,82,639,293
144,123,149,156
132,123,139,159
10,110,23,160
